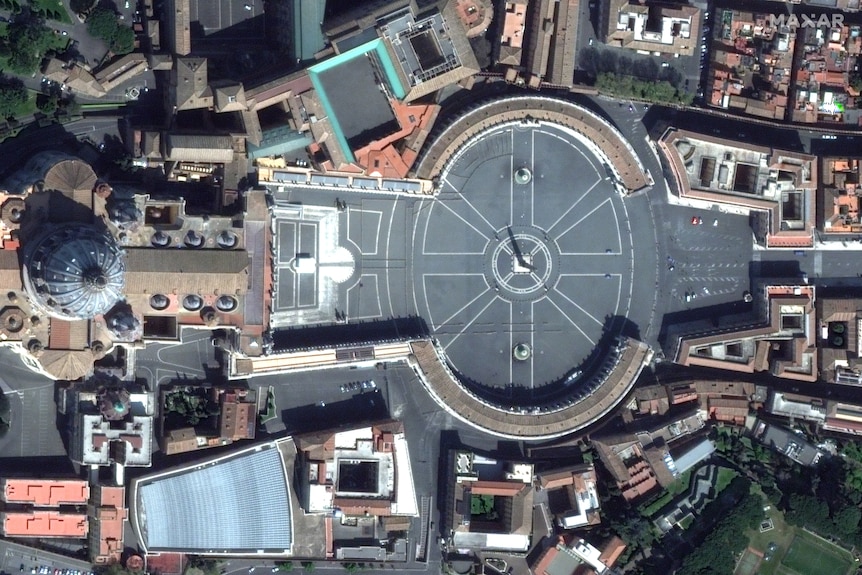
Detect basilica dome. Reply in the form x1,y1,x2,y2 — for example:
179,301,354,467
23,225,125,320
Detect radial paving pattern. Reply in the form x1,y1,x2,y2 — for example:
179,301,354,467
412,121,636,390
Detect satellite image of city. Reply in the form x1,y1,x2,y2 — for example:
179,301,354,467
1,0,862,574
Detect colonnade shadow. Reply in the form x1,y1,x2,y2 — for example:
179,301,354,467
453,315,642,407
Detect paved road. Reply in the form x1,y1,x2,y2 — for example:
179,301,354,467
0,349,66,459
0,116,124,178
134,327,219,387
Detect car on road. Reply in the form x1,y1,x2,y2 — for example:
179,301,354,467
691,216,703,225
628,104,634,112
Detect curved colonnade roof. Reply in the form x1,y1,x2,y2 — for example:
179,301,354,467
407,95,653,439
413,95,649,193
411,338,652,440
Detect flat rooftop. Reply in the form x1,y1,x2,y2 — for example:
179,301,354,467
3,511,88,538
3,479,89,507
189,0,265,40
308,39,406,161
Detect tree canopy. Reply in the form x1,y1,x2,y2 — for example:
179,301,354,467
86,7,134,55
676,487,763,575
70,0,97,15
3,15,55,75
595,72,693,105
0,78,28,119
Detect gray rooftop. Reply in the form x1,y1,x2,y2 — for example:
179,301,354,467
138,445,293,552
315,54,398,150
671,438,715,476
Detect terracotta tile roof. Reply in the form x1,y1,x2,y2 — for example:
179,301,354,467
599,536,626,567
219,401,255,440
471,480,527,497
145,553,185,575
124,248,249,295
0,250,21,290
332,497,391,516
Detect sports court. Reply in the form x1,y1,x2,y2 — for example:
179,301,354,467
776,532,853,575
734,548,760,575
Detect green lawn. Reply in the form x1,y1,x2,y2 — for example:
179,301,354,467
715,467,737,493
0,0,21,13
30,0,72,23
471,494,494,516
777,532,854,575
259,387,277,423
641,491,673,517
738,495,856,575
678,514,694,530
668,469,693,496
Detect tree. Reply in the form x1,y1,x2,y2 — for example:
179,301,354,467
0,79,28,119
275,562,293,572
300,563,313,573
111,24,135,55
36,93,58,115
70,0,96,15
86,7,118,42
850,72,862,93
833,505,861,538
676,491,763,575
785,493,831,533
188,558,222,575
4,16,54,75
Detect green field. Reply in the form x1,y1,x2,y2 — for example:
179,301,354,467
736,490,856,575
30,0,72,23
777,532,854,575
470,494,494,516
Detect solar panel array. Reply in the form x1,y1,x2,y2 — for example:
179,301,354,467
140,448,292,551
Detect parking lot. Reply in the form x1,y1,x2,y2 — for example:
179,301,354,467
0,540,92,575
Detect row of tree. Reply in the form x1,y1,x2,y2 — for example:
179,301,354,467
594,73,694,105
